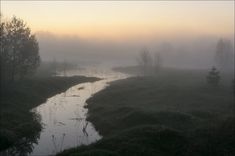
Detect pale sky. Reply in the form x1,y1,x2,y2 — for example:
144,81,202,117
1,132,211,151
1,1,234,40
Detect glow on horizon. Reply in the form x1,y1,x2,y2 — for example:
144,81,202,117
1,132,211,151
1,1,234,40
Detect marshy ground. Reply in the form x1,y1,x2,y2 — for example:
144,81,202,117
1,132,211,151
58,68,234,156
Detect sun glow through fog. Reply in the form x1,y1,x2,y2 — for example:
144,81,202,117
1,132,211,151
1,1,234,40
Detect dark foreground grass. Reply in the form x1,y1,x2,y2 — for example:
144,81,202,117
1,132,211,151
0,76,100,151
58,118,235,156
58,68,234,156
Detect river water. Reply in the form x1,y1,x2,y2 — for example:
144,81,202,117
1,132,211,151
28,68,128,156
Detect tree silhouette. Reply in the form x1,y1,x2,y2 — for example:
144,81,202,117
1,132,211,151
0,16,40,84
153,52,162,73
137,48,152,76
215,39,233,71
206,66,220,86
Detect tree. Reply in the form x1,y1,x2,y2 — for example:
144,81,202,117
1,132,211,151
137,48,152,75
0,15,8,84
51,57,57,76
206,66,220,86
215,39,233,72
0,16,40,83
153,52,162,73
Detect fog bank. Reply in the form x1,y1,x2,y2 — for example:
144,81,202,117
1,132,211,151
37,31,234,69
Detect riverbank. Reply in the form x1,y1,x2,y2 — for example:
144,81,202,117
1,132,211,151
58,68,234,156
0,76,100,151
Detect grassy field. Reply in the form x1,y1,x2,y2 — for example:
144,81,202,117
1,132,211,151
58,68,234,156
0,76,100,151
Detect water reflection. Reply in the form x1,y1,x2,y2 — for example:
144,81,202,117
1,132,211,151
1,68,129,156
29,68,129,156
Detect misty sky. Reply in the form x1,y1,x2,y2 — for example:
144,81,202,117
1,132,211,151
1,1,234,68
2,1,234,40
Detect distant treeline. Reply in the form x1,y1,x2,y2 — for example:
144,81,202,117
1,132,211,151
35,61,79,77
137,38,234,76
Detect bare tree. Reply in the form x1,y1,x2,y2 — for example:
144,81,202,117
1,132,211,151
153,52,162,73
137,48,152,75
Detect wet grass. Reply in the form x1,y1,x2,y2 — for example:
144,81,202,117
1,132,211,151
58,68,234,156
0,76,100,151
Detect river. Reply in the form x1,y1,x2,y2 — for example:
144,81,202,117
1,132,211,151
28,67,128,156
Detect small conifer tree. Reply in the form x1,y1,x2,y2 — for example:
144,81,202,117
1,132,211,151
207,67,220,86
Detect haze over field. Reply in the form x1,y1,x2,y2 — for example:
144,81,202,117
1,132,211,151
1,1,235,156
2,1,234,68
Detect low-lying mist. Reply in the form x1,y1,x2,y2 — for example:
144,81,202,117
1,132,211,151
37,31,234,70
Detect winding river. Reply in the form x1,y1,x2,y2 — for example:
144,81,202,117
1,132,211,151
29,68,129,156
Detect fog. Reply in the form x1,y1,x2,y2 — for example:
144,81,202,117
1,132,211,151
37,31,234,69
